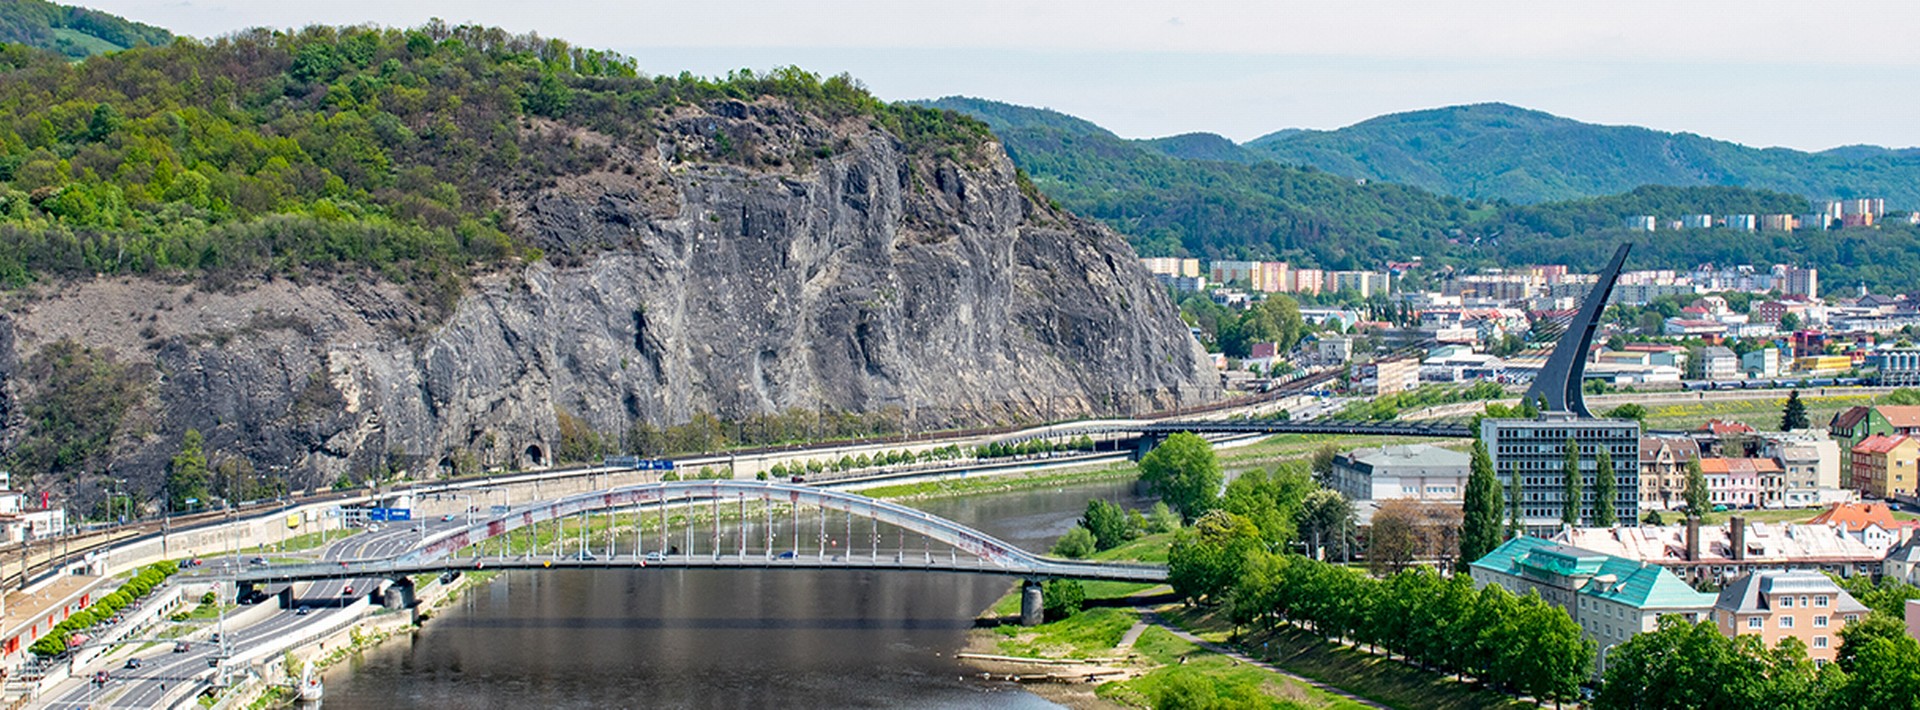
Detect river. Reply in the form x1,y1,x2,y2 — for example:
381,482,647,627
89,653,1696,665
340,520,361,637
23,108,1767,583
320,478,1150,708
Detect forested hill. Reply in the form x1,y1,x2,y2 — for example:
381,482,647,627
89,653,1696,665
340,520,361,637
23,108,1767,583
0,25,990,312
1246,102,1920,205
916,96,1485,267
0,0,170,58
915,97,1920,291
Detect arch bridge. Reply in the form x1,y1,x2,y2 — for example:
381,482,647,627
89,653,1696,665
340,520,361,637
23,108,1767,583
204,480,1166,624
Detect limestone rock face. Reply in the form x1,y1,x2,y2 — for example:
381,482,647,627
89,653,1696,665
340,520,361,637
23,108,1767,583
0,101,1217,493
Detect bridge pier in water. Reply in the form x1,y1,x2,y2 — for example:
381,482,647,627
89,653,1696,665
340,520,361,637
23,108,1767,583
1020,579,1045,626
383,577,418,623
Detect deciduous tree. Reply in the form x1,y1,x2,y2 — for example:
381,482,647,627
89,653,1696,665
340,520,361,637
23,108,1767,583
1139,432,1223,521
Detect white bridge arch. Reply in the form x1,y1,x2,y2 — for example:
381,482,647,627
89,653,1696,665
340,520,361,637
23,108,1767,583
221,480,1167,585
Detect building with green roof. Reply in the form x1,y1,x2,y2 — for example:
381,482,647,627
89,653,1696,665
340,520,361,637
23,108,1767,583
1470,536,1717,677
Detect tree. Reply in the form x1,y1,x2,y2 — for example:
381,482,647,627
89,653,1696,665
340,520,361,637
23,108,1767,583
1166,510,1261,603
1781,390,1810,431
1042,579,1085,621
1138,432,1223,522
1604,403,1648,424
1832,633,1920,707
1309,444,1340,482
1300,489,1355,561
1460,440,1504,566
1367,499,1420,576
1147,502,1182,534
1592,448,1618,527
166,429,210,512
1561,437,1582,527
1506,466,1524,538
1219,464,1313,550
1050,526,1096,559
1778,312,1803,332
1684,456,1710,515
1081,499,1134,551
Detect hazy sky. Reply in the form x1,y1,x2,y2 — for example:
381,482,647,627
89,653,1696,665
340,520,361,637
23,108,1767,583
78,0,1920,150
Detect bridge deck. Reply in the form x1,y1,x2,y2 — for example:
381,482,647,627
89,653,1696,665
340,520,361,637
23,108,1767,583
1141,419,1474,438
212,553,1169,584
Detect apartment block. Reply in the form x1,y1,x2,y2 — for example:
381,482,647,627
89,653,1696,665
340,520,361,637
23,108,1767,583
1714,572,1868,666
1483,416,1642,535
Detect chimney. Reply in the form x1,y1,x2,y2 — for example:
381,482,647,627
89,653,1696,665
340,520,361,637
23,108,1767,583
1730,515,1747,562
1686,516,1701,561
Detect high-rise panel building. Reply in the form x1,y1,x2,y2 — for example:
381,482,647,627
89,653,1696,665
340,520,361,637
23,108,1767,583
1482,415,1642,536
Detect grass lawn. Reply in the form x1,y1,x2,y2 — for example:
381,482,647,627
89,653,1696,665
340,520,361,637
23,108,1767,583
1098,626,1373,710
1218,434,1467,472
1639,392,1878,431
1159,606,1532,710
857,462,1140,500
993,606,1139,658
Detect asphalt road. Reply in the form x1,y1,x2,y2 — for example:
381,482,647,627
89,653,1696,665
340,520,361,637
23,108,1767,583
44,519,457,709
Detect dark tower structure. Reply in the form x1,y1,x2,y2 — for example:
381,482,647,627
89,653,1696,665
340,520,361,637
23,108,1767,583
1524,243,1632,417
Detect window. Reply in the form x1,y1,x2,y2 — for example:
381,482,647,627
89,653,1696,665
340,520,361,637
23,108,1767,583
1800,596,1808,608
1814,616,1828,628
1780,616,1794,629
1814,636,1828,649
1747,617,1762,630
1780,596,1794,608
1845,614,1859,623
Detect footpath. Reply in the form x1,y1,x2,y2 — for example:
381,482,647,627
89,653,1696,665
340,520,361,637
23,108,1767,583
1141,611,1389,710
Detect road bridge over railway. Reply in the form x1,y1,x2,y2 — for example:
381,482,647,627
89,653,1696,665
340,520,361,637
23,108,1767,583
192,480,1166,625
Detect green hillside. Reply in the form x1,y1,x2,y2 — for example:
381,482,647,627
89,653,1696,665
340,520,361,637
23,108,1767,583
918,96,1482,265
0,0,170,57
1246,102,1920,205
918,97,1920,291
0,26,987,313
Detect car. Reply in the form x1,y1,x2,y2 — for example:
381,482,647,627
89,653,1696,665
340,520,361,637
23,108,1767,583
248,556,269,566
295,606,312,616
366,523,382,532
123,658,142,669
173,641,191,653
774,551,796,560
342,584,355,596
441,514,455,522
92,670,109,685
210,632,222,643
571,551,597,561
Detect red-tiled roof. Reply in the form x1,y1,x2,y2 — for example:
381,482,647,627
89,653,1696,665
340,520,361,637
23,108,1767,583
1880,406,1920,429
1698,458,1784,475
1809,502,1900,533
1852,433,1912,455
1700,419,1755,435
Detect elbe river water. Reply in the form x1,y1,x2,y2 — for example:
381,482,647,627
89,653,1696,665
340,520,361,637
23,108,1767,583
321,478,1149,708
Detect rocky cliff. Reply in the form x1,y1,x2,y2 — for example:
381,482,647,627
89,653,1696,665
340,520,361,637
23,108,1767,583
0,98,1217,494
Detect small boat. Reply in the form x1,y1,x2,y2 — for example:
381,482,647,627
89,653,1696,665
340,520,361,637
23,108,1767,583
298,664,324,701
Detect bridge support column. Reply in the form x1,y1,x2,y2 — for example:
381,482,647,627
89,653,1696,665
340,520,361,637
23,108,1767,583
1020,579,1045,627
1131,435,1163,462
383,577,417,622
277,586,294,610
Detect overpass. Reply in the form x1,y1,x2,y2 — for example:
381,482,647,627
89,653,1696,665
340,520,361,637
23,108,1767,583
1139,419,1474,439
194,480,1166,625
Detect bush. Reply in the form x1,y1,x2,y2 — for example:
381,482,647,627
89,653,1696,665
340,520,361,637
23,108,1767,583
1043,579,1085,621
1050,525,1097,559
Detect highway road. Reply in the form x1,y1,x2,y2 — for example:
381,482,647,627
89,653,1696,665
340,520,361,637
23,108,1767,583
42,518,460,709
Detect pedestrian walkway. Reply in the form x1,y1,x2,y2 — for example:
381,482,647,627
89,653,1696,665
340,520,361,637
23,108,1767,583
1115,619,1149,651
1142,612,1388,710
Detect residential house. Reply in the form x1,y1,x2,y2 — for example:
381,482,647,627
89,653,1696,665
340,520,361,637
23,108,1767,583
1470,537,1716,678
1714,571,1868,665
1701,457,1776,509
1828,405,1920,453
1807,502,1914,551
1849,434,1920,500
1885,536,1920,586
1639,436,1701,512
1761,432,1844,507
1699,346,1741,380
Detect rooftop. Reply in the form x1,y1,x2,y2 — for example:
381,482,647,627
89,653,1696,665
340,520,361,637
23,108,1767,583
1555,522,1886,566
1808,502,1902,533
1343,443,1471,471
1714,571,1869,615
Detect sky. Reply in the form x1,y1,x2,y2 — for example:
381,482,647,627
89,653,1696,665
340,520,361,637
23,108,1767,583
77,0,1920,151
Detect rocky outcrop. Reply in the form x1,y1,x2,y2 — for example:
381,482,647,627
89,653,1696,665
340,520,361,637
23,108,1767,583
0,100,1217,494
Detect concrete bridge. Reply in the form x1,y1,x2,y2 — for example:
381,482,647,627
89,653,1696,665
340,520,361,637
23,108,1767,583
195,480,1166,625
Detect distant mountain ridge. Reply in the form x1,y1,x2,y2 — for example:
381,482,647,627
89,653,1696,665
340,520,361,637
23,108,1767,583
0,0,171,58
1246,102,1920,205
